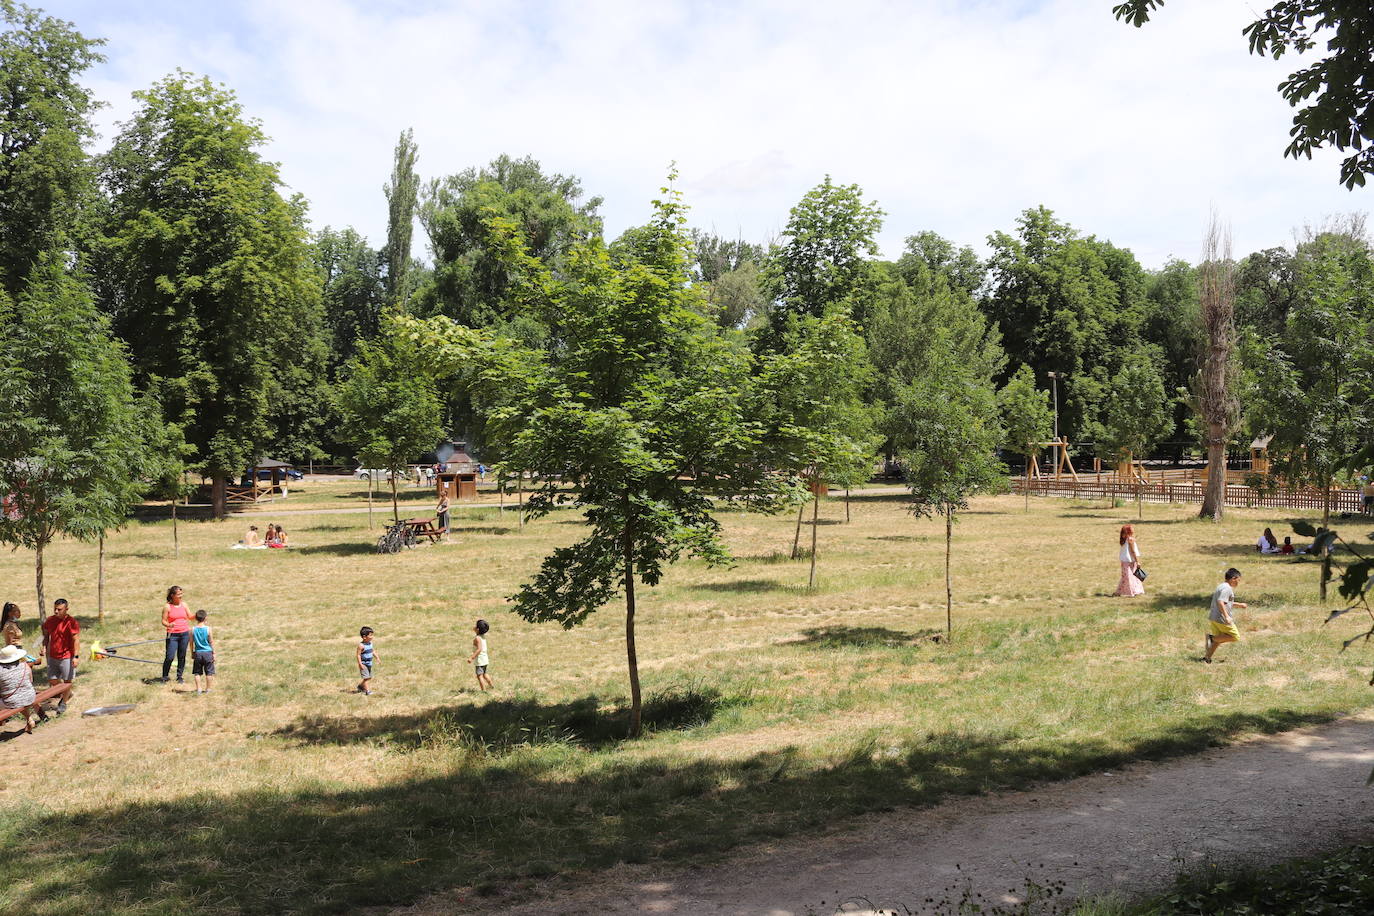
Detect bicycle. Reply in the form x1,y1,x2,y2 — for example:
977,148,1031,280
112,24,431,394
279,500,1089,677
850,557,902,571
375,520,417,554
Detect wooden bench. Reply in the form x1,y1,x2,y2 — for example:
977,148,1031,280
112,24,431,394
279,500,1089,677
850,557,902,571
0,682,73,733
404,517,444,541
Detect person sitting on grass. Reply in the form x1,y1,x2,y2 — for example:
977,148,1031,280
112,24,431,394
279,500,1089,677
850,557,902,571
0,644,45,733
191,610,215,694
1281,536,1295,555
1203,568,1247,664
356,626,376,695
1256,528,1280,554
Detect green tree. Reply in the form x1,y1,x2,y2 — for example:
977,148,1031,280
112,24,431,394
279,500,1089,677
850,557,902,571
0,1,104,295
1085,353,1175,515
1114,1,1374,188
417,153,602,326
754,311,875,581
336,322,444,523
412,180,794,737
892,356,1005,642
998,364,1054,510
0,252,145,619
1141,258,1202,456
96,73,326,515
136,385,194,557
984,206,1147,441
383,128,419,310
314,226,386,372
760,176,883,345
1251,227,1374,596
898,230,985,297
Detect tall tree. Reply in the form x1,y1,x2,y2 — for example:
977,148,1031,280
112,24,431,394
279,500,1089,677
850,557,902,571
1114,1,1374,188
984,206,1146,441
1085,353,1175,515
418,153,601,327
336,321,444,523
898,230,985,297
1140,258,1202,456
998,364,1054,509
411,180,794,737
313,226,386,372
96,73,326,515
760,176,883,345
0,252,145,619
1197,216,1241,520
0,1,104,294
383,128,419,310
1250,225,1374,596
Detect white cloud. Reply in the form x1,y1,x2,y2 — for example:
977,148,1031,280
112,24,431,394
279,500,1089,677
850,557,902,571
55,0,1368,266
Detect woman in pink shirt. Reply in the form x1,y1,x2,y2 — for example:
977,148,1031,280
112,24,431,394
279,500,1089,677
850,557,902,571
161,585,192,684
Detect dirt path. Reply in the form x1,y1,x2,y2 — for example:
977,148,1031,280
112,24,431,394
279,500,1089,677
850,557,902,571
399,711,1374,915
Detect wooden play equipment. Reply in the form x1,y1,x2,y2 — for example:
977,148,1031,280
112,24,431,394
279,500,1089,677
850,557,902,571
1026,438,1080,482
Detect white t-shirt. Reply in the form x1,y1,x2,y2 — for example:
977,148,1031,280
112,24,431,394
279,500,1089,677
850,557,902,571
1119,540,1139,563
1209,582,1235,623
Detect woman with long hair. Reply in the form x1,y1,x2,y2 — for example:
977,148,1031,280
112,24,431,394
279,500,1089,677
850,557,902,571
1116,524,1144,597
2,602,23,648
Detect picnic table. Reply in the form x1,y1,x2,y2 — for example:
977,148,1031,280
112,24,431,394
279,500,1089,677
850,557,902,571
404,517,443,542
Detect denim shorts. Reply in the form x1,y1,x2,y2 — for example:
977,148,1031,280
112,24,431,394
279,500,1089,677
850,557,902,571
474,665,487,676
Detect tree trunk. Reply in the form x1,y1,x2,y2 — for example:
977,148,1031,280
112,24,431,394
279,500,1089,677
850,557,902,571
98,535,105,622
367,474,374,530
845,488,851,523
517,474,524,528
171,499,179,557
791,502,805,559
1199,428,1228,520
211,475,227,519
623,519,642,738
1321,480,1332,601
1025,452,1032,511
944,514,953,643
390,474,400,523
808,492,819,589
36,541,46,622
1136,480,1143,520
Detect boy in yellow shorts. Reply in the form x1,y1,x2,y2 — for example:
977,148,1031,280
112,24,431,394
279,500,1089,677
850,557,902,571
1203,568,1246,663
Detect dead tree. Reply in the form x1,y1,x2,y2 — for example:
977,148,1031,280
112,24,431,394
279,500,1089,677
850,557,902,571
1198,215,1240,520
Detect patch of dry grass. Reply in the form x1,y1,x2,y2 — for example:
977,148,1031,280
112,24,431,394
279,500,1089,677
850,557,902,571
0,484,1369,913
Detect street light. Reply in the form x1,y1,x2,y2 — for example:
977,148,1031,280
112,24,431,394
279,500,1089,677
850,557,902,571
1046,371,1062,441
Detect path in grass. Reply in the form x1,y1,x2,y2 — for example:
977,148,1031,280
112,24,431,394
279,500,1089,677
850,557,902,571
406,711,1374,915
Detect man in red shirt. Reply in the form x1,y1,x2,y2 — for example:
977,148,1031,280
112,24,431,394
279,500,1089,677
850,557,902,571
41,598,80,714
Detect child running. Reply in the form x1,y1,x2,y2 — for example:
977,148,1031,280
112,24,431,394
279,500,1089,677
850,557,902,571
468,619,493,691
1203,567,1247,663
356,626,376,695
191,610,215,693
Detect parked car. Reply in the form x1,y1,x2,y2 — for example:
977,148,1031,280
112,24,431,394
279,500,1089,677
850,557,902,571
240,467,303,485
354,467,399,481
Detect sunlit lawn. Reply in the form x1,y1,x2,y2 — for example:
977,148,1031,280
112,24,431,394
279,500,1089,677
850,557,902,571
0,480,1369,914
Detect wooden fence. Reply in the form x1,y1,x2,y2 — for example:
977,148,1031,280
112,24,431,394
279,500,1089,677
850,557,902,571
1012,477,1364,513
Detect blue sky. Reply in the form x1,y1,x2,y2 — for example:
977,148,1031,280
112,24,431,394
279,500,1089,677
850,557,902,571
44,0,1367,267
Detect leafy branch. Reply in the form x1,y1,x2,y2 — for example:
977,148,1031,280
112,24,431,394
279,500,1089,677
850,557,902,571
1291,519,1374,686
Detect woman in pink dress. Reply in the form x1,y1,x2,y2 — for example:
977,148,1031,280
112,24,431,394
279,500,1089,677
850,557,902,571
1116,524,1144,596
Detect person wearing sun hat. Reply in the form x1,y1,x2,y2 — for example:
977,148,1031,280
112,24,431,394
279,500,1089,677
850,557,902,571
0,643,43,733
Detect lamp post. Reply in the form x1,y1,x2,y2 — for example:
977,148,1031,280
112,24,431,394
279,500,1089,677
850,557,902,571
1046,371,1061,441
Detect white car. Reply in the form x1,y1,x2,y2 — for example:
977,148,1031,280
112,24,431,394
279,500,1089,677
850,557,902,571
353,467,398,481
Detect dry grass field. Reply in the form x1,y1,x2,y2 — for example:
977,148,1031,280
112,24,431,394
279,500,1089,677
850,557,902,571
0,479,1369,914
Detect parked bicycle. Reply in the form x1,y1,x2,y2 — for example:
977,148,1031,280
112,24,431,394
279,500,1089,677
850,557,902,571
375,520,417,554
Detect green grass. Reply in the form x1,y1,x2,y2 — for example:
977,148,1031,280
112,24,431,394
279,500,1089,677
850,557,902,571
0,486,1369,914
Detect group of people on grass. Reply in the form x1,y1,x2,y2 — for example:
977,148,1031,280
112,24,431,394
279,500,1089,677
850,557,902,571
233,524,290,549
1113,524,1248,664
0,599,81,732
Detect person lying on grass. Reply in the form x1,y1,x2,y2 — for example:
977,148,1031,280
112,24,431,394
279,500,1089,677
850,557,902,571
1204,568,1247,664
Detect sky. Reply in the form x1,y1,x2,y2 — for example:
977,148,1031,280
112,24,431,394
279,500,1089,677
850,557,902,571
43,0,1369,268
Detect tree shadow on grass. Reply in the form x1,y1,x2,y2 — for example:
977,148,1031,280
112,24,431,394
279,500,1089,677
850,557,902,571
449,525,517,535
786,626,943,649
272,687,732,753
868,534,926,543
1147,592,1208,613
691,579,783,595
294,542,379,557
0,706,1343,915
1195,544,1265,558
